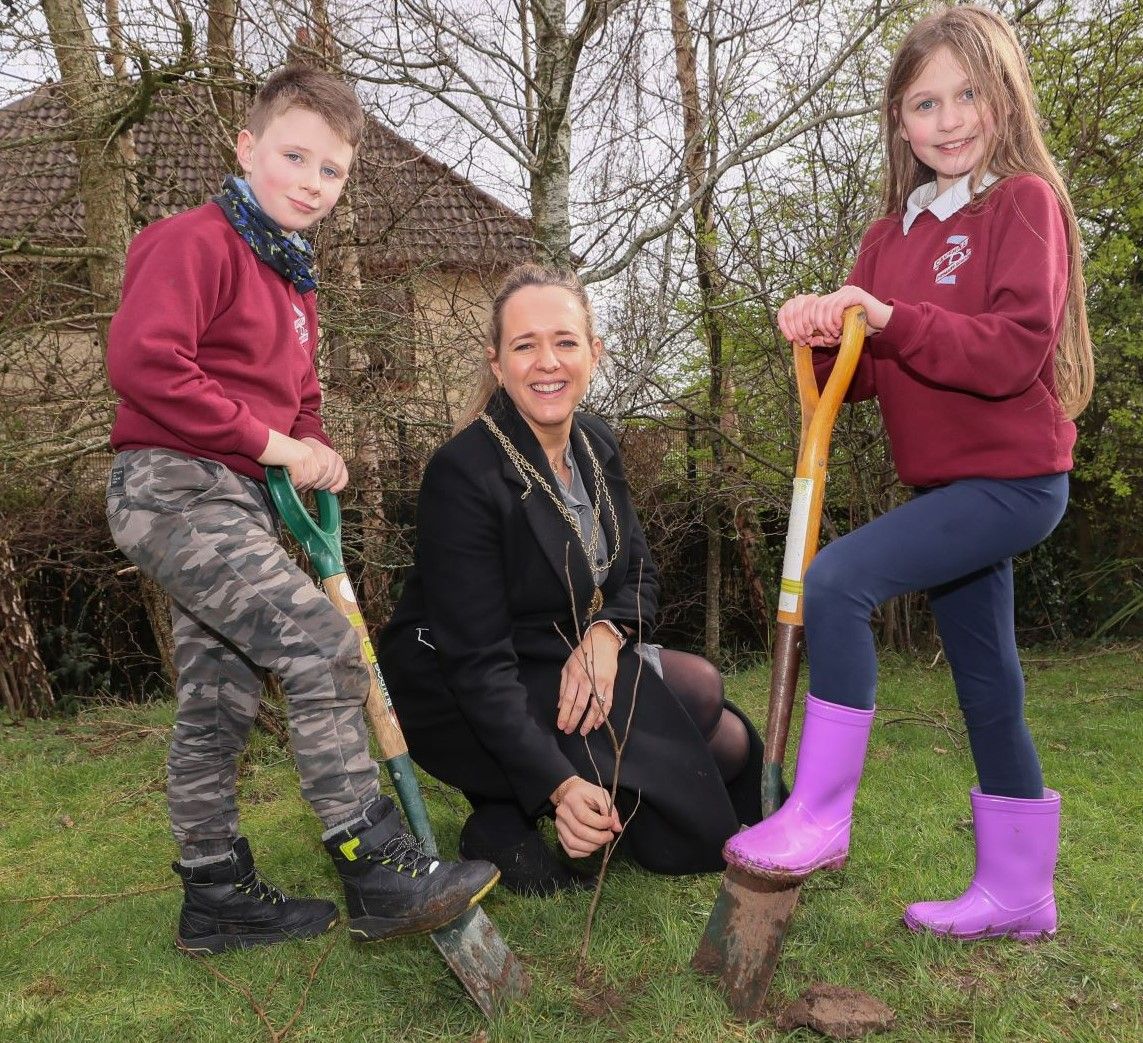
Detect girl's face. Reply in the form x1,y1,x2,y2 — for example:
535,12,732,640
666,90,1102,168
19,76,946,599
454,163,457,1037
898,46,995,194
488,285,602,446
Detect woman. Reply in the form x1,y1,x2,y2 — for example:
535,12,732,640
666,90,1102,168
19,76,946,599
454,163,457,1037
377,263,762,895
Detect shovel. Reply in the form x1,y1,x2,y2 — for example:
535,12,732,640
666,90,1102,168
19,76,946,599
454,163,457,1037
265,467,531,1019
691,305,866,1020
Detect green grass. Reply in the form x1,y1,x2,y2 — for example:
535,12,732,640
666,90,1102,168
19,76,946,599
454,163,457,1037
1,648,1140,1042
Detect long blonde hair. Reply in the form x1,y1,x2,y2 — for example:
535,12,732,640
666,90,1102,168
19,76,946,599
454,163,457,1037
880,4,1093,417
454,263,598,433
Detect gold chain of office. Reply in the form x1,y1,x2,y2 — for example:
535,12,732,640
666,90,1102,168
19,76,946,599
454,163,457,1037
479,413,620,616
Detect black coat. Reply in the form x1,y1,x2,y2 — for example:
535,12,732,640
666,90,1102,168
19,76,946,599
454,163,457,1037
377,391,761,873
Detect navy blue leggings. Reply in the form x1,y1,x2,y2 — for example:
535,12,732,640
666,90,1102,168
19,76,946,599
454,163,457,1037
803,473,1068,798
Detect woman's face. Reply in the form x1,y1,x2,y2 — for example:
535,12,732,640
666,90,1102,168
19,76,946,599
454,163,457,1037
489,284,602,445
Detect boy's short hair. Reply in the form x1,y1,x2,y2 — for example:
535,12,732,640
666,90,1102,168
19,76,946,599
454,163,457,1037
248,64,365,149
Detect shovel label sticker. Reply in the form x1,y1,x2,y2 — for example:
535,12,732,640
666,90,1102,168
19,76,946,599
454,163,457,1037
339,577,356,603
778,477,814,614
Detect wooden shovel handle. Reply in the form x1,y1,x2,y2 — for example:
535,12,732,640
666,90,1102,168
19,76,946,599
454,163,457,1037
319,571,409,761
760,306,866,815
781,305,867,625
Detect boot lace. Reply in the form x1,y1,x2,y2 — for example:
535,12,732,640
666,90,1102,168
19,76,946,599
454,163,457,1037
371,832,438,877
234,869,288,905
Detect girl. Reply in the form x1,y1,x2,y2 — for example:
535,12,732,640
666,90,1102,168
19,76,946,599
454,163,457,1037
377,264,764,895
724,4,1093,942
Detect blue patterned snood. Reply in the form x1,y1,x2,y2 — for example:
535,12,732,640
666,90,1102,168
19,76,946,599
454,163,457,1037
212,175,317,295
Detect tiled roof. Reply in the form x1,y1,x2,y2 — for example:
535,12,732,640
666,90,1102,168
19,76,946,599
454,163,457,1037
0,82,534,271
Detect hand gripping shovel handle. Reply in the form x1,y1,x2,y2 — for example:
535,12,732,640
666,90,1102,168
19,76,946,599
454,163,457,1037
265,469,531,1018
760,306,866,816
264,469,435,849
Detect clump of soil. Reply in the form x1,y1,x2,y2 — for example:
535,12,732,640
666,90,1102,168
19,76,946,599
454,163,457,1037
776,982,895,1039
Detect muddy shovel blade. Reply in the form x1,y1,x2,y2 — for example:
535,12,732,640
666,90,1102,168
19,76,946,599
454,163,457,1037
691,867,801,1020
690,308,867,1021
383,749,532,1017
428,906,531,1018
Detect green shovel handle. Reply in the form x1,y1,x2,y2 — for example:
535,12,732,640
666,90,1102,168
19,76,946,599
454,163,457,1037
262,466,439,852
265,467,344,580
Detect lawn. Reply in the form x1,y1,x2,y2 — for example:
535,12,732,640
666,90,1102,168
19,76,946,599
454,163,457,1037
1,647,1139,1042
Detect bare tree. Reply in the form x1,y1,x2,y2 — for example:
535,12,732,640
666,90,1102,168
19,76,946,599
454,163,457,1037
316,0,635,266
0,539,54,717
207,0,240,147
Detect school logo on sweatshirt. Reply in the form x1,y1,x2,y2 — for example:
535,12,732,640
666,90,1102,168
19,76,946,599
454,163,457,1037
933,235,971,285
293,302,310,346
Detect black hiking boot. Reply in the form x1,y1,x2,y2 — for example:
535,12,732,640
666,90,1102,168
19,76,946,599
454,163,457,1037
173,837,338,955
324,798,500,942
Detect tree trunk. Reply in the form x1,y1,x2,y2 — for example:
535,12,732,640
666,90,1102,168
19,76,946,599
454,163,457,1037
351,423,395,625
302,0,365,382
206,0,238,173
207,0,238,138
703,500,721,661
0,540,54,719
102,0,139,211
527,0,625,267
138,574,176,687
41,0,134,353
670,0,728,661
529,0,576,267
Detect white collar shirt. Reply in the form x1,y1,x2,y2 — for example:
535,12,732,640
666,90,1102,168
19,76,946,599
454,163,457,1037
902,172,999,235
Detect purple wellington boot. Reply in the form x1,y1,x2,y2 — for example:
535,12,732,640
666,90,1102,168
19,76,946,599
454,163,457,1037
723,694,874,880
903,788,1060,941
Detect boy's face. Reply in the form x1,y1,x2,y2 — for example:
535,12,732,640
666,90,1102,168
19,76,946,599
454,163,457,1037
236,107,354,233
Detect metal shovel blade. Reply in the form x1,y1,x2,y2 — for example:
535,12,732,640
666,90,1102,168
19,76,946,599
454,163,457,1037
385,749,532,1018
691,866,802,1021
429,906,531,1018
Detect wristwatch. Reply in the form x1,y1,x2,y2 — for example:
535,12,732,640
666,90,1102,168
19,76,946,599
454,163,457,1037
591,618,627,649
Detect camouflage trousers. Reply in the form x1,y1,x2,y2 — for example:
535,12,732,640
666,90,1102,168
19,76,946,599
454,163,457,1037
106,448,379,859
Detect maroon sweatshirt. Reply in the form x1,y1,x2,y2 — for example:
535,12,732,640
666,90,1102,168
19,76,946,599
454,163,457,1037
107,203,330,481
817,174,1076,487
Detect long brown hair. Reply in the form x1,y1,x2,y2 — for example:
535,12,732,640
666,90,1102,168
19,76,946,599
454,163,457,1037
454,263,598,433
880,4,1093,417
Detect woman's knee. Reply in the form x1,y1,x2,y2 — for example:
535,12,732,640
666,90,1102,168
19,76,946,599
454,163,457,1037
660,650,724,735
675,652,723,701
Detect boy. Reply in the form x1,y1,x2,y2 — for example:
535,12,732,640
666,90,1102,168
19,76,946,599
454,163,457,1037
105,65,498,955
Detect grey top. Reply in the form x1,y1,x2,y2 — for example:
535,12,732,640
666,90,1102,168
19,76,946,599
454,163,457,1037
556,441,610,587
555,440,662,676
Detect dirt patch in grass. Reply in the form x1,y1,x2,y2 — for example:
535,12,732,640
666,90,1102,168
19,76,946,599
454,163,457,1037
72,719,169,756
23,974,65,999
573,965,645,1025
